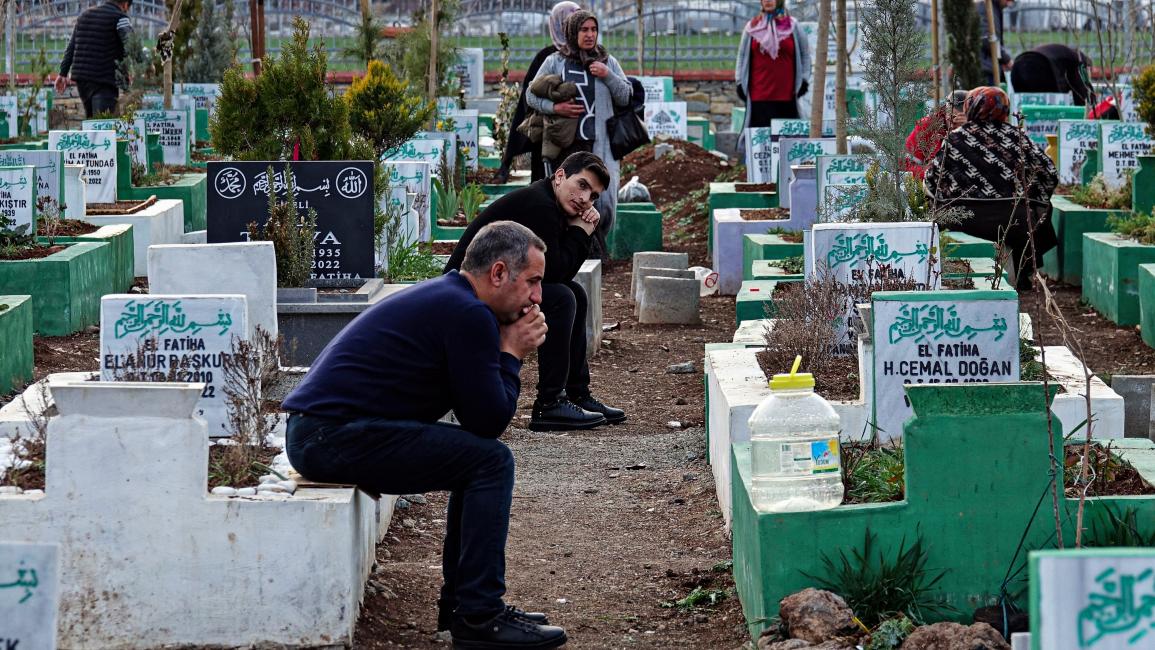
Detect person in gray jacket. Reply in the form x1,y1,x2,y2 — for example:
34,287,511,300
735,0,811,132
526,9,631,242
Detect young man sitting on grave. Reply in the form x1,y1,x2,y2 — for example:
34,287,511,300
445,151,627,432
283,221,568,650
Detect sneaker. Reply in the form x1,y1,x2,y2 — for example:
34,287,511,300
451,608,567,649
439,604,550,632
570,394,626,425
530,397,606,432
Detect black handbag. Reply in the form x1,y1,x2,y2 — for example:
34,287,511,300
605,77,650,160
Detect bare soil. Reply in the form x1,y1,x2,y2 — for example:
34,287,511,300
426,241,458,255
621,140,732,208
1064,442,1155,497
85,196,158,215
37,218,98,237
756,350,861,403
467,168,504,185
740,208,789,221
0,244,66,260
735,183,776,193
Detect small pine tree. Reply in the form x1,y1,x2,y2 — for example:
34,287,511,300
181,0,238,83
344,8,388,67
943,0,983,90
247,164,317,288
386,0,460,94
346,60,434,157
210,17,355,161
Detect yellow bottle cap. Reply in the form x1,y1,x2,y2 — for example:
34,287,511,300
769,355,815,391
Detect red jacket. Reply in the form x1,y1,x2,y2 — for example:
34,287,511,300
904,114,949,180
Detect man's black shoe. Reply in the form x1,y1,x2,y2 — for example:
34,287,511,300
451,608,567,649
439,604,550,632
530,397,606,431
571,395,626,425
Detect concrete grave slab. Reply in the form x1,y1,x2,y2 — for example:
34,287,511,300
576,259,602,359
630,251,688,302
634,268,696,315
638,276,700,324
85,198,184,275
1110,375,1155,438
148,242,277,340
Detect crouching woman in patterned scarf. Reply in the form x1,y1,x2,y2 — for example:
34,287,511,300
925,86,1058,290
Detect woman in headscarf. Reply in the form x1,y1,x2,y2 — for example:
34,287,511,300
925,86,1059,290
526,9,632,241
904,89,969,180
735,0,811,131
495,1,581,183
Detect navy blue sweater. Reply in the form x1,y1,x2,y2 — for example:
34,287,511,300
282,272,522,438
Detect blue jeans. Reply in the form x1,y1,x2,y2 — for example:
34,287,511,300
286,413,515,617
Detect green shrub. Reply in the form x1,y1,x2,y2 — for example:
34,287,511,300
865,616,915,650
843,444,905,504
1072,172,1133,210
1108,210,1155,245
1084,506,1155,547
1134,64,1155,135
803,529,952,627
346,60,434,157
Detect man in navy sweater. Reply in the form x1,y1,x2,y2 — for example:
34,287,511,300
56,0,135,118
284,222,567,649
446,151,626,431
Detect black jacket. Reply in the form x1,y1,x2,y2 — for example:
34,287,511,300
60,0,133,86
444,179,592,284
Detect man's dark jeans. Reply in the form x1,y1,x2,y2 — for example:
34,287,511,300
286,413,515,617
76,80,118,118
537,280,591,402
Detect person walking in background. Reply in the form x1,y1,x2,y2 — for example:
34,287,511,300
924,86,1058,290
526,9,632,244
904,89,969,180
977,0,1014,86
735,0,811,130
56,0,135,118
497,1,582,184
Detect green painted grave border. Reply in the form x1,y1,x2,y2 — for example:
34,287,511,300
1082,232,1155,326
0,295,34,396
0,241,112,335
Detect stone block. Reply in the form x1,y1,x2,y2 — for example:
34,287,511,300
638,276,700,324
686,101,710,114
148,242,278,340
83,198,184,276
684,91,711,104
576,259,602,359
1111,375,1155,438
630,252,688,301
715,132,741,158
709,101,734,115
634,268,696,315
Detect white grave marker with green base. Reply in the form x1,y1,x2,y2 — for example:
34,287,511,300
0,542,59,650
83,117,148,167
48,130,117,204
0,150,63,210
1100,122,1154,189
1058,119,1108,184
443,109,479,170
0,165,37,233
454,48,485,98
381,160,432,244
778,137,838,208
871,290,1019,440
1031,548,1155,650
0,96,17,138
134,109,192,166
636,76,674,103
644,102,688,140
100,294,249,437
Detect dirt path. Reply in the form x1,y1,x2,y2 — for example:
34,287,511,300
353,267,750,648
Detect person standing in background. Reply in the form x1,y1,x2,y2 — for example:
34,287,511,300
496,1,582,184
735,0,811,130
56,0,135,118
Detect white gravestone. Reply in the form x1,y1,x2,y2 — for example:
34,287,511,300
17,88,52,134
443,109,480,170
636,76,674,103
645,102,688,140
0,165,36,233
454,48,485,98
871,290,1019,440
810,222,941,354
63,165,85,219
744,127,776,184
48,130,117,204
1099,122,1154,189
134,109,192,166
0,96,17,138
778,138,838,208
100,294,249,436
381,160,432,244
816,155,871,210
174,82,221,113
83,117,148,167
0,150,64,211
414,131,458,180
1058,120,1107,185
822,183,869,222
1032,549,1155,650
0,542,59,650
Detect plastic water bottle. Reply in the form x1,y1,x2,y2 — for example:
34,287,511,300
747,356,844,512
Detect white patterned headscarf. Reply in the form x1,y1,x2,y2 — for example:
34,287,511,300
549,1,581,56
